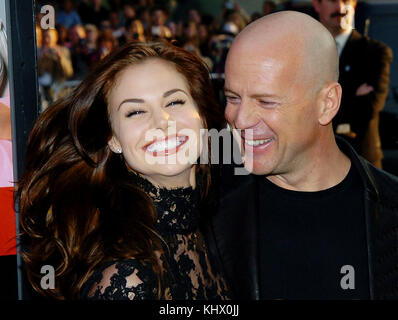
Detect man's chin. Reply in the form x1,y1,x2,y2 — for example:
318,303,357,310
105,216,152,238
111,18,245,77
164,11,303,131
243,157,273,176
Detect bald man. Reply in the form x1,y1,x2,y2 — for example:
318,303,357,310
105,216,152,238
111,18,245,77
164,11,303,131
205,11,398,299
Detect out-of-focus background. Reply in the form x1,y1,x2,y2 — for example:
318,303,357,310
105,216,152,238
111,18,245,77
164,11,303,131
33,0,398,174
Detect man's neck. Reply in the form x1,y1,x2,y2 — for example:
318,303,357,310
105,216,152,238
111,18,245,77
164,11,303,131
266,134,351,192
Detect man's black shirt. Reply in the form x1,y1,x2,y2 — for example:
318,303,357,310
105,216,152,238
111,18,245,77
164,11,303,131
258,164,370,299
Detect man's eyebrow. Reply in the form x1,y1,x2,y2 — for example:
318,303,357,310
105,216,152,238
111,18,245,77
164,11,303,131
251,93,281,99
224,87,239,95
224,88,281,99
117,88,187,110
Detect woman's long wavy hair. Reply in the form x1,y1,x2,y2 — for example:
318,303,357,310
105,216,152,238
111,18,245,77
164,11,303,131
17,41,225,299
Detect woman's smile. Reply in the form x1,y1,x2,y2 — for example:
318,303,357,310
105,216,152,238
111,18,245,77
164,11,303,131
143,134,189,156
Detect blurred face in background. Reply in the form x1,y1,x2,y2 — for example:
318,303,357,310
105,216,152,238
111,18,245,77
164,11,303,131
184,22,198,40
198,24,208,43
313,0,357,36
85,25,99,46
152,9,167,26
42,29,58,48
189,9,201,24
123,5,136,20
68,25,86,46
109,12,121,29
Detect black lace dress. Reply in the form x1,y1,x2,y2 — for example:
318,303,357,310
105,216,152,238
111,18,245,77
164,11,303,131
80,174,229,300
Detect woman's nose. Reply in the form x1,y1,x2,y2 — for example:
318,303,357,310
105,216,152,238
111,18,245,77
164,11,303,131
154,108,172,130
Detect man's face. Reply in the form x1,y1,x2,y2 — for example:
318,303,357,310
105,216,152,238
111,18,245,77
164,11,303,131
313,0,357,35
224,45,320,176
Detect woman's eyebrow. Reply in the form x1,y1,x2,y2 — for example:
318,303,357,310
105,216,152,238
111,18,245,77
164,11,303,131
118,89,188,110
163,88,188,98
118,98,145,110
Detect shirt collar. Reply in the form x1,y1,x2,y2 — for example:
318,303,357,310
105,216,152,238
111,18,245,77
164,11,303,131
335,27,353,56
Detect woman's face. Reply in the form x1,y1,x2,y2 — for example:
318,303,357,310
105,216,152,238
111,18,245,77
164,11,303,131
107,58,204,188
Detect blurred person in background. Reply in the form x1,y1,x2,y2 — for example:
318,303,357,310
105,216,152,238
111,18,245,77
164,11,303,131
67,24,90,80
181,21,213,71
37,28,74,106
189,8,202,25
136,7,152,34
56,0,82,29
97,29,119,60
85,24,100,66
182,21,200,50
124,19,146,43
213,1,250,33
313,0,393,169
109,10,126,41
209,21,238,75
166,21,181,42
150,6,172,41
122,3,137,26
56,24,69,47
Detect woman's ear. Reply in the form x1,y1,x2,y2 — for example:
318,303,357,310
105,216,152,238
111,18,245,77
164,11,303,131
318,82,342,126
108,136,122,154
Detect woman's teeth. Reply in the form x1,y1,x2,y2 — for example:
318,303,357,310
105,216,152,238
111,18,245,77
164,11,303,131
245,138,273,146
146,136,186,153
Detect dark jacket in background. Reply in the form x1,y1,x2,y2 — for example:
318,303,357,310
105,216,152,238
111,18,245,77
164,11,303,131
205,137,398,299
334,30,393,168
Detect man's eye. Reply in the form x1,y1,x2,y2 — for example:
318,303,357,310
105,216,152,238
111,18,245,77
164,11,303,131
225,96,240,104
126,110,145,117
259,101,276,108
166,99,185,107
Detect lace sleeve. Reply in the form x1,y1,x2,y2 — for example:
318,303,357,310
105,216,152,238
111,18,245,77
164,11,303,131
82,259,159,300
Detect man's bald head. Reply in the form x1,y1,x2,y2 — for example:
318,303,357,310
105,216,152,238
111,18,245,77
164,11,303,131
224,11,344,179
227,11,339,93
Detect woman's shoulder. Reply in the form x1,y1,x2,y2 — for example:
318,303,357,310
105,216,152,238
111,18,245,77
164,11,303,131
81,258,158,300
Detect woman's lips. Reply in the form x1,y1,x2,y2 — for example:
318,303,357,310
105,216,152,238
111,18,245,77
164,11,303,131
143,135,189,157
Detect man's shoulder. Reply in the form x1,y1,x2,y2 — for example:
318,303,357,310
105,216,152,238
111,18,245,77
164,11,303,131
349,30,392,58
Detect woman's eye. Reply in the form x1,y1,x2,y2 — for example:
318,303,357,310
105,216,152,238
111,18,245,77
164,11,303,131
166,99,185,108
126,110,145,117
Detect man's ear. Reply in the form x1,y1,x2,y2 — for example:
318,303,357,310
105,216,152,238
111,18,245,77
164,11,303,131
312,0,321,14
318,82,342,126
108,135,122,154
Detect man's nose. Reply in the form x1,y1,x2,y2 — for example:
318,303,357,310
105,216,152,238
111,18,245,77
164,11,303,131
233,100,258,130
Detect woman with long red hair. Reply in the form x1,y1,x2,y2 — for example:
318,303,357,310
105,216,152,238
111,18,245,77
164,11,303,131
17,41,228,300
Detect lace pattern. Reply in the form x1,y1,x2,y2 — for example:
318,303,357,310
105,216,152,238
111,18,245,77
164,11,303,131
81,173,229,300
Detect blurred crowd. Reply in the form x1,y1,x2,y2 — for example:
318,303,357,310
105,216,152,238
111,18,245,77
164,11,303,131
35,0,278,108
